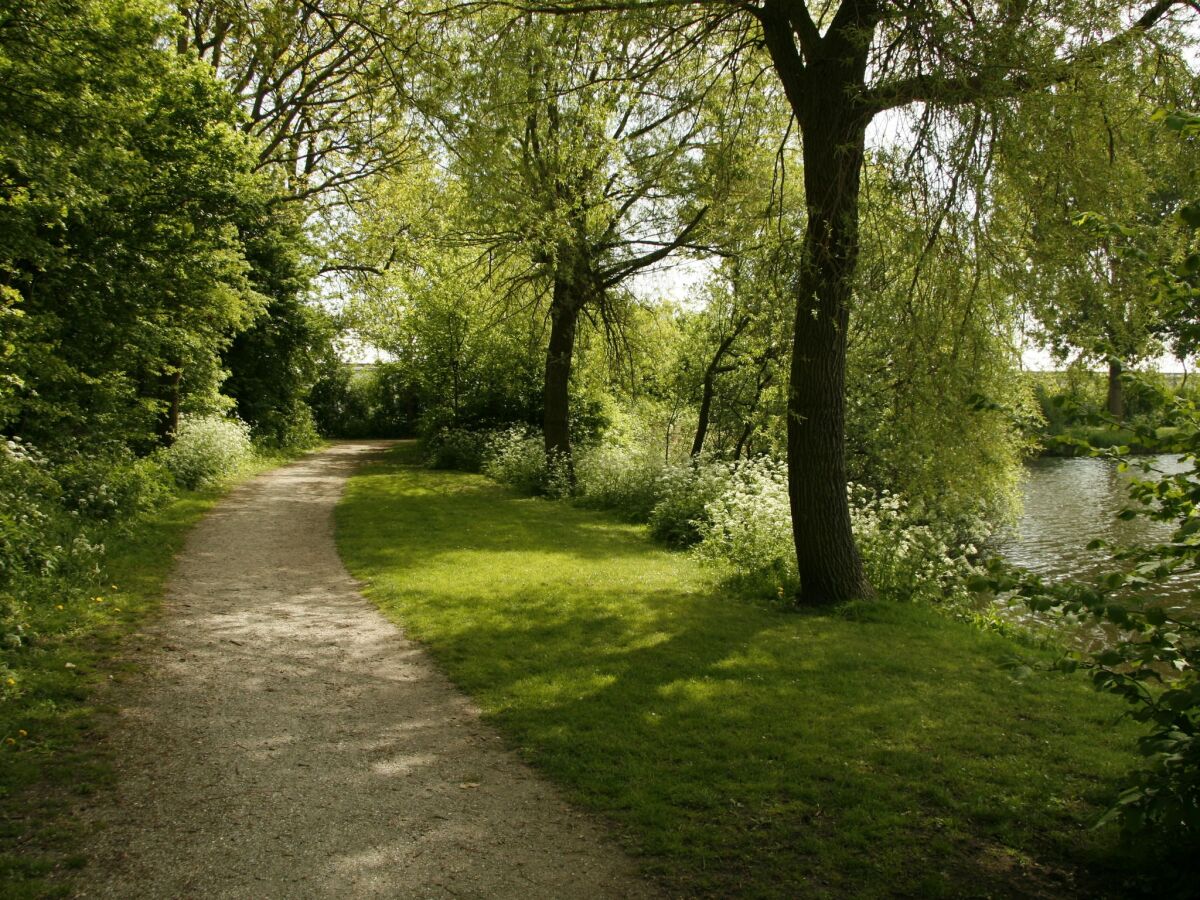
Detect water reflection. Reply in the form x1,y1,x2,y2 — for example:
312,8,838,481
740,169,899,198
996,454,1198,606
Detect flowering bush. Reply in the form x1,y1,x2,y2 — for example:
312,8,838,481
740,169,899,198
575,441,666,520
848,484,980,606
480,427,575,498
692,457,795,591
648,459,738,547
56,449,172,525
691,457,980,604
161,414,253,490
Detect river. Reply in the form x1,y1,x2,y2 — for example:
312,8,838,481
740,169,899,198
995,454,1199,608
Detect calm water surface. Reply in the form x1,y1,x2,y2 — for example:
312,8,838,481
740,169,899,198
996,454,1199,609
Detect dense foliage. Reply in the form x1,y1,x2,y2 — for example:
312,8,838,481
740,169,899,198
0,0,333,680
3,0,1200,881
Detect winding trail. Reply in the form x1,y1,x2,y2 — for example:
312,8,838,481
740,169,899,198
76,443,655,899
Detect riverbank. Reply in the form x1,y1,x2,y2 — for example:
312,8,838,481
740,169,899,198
336,443,1179,897
1037,425,1183,456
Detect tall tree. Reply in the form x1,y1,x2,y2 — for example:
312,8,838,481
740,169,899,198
175,1,429,443
525,0,1195,603
994,55,1200,419
1,0,268,452
441,11,760,473
176,0,421,211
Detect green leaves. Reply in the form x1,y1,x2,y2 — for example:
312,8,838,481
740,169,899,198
1154,108,1200,136
1,0,280,454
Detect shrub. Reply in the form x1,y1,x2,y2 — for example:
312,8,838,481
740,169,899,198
648,459,738,547
575,441,666,520
251,404,321,451
0,438,105,658
55,449,173,525
424,426,487,472
161,414,254,490
691,456,980,604
0,438,65,579
692,457,795,593
482,427,555,495
848,484,980,606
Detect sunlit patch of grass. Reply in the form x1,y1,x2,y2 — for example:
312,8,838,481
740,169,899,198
0,450,307,898
337,442,1165,897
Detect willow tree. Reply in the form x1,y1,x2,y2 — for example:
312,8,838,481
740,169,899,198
527,0,1195,603
994,54,1200,420
437,11,755,473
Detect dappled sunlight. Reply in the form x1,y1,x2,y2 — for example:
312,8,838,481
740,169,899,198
78,443,653,899
337,449,1152,896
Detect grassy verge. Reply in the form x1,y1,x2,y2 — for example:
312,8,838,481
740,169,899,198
336,443,1167,898
0,449,308,898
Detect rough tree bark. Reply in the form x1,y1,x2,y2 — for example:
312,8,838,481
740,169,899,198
761,3,876,604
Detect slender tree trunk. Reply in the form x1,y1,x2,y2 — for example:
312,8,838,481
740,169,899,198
691,323,745,457
734,421,754,459
691,370,717,457
159,368,183,446
544,276,579,477
1106,358,1125,421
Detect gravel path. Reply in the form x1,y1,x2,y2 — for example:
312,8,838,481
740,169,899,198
76,443,656,899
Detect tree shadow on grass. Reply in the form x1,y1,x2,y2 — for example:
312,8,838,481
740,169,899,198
339,447,1161,898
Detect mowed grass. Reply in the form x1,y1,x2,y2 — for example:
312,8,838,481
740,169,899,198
0,450,309,898
336,443,1165,898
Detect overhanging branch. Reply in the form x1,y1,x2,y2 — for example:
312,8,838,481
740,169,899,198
864,0,1187,113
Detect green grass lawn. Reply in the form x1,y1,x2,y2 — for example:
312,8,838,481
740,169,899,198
0,450,307,898
336,442,1170,898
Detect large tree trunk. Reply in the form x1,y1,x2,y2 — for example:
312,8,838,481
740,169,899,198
1106,357,1125,421
757,5,877,605
787,67,874,605
544,276,579,477
787,142,872,602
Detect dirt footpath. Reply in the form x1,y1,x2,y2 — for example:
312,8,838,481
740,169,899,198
76,443,656,899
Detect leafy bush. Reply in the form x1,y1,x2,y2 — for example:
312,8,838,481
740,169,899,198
480,427,573,497
648,459,737,547
0,438,67,579
0,438,106,666
311,362,417,439
161,415,253,490
249,404,321,451
691,457,795,592
575,441,666,520
55,449,173,525
424,426,487,472
691,456,980,604
849,485,980,607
